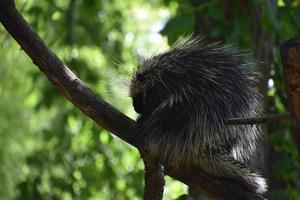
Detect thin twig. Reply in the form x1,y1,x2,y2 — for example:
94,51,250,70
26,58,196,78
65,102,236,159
226,113,290,125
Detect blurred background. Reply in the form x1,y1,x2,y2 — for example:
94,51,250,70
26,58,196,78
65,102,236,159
0,0,300,199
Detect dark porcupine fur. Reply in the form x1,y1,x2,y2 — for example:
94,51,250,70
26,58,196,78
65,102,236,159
130,36,267,198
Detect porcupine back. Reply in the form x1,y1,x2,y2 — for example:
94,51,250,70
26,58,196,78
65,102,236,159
131,37,261,165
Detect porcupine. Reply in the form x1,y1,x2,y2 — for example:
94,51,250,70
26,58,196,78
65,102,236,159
130,36,267,198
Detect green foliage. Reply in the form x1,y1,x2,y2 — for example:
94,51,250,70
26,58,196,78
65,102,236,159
1,0,300,199
0,32,34,199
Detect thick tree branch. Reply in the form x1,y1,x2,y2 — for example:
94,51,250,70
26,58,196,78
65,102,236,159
0,1,268,199
280,38,300,154
140,149,165,200
0,0,137,147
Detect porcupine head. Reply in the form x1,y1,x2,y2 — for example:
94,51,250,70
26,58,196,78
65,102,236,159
130,36,262,171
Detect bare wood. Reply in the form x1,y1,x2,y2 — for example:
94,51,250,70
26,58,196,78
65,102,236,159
140,149,165,200
226,113,290,125
0,1,267,199
280,38,300,154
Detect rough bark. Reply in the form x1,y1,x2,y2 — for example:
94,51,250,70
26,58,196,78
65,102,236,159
280,38,300,154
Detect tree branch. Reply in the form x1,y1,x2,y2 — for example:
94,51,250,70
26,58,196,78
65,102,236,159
0,0,137,147
226,113,290,125
280,38,300,155
140,149,165,200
